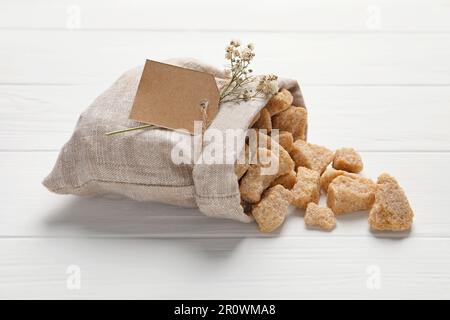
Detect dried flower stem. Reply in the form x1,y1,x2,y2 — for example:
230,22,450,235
105,124,154,136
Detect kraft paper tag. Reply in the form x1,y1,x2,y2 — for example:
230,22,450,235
129,60,220,134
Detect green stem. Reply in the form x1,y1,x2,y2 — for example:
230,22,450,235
105,124,154,136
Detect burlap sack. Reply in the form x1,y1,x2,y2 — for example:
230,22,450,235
43,58,306,223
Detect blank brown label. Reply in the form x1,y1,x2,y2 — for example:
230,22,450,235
129,60,220,134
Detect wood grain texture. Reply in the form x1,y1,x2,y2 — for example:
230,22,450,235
1,0,450,32
2,85,449,151
0,0,449,299
0,237,449,299
1,31,450,86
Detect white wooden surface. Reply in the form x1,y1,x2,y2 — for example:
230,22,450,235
1,0,450,299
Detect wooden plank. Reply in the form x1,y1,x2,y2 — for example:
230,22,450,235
0,237,449,299
2,0,448,300
1,85,449,151
1,31,450,86
1,0,449,32
0,151,448,238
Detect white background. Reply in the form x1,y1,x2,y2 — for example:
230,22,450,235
1,0,450,299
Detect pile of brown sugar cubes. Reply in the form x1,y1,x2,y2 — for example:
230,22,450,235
236,89,414,233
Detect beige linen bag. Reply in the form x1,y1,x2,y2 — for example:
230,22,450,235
43,58,306,223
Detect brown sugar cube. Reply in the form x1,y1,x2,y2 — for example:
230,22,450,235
292,167,321,209
252,108,272,132
270,170,297,189
253,129,274,149
239,148,280,204
274,143,295,176
327,175,376,215
333,148,364,173
234,145,250,180
320,167,374,193
249,112,261,127
272,106,308,141
249,129,272,154
290,140,334,174
235,163,249,180
272,130,294,152
264,88,293,116
320,167,347,192
369,173,414,231
255,131,295,176
305,203,336,231
251,185,293,233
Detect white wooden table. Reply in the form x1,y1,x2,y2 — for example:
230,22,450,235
1,0,450,299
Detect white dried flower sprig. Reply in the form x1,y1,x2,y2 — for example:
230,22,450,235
219,40,278,105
